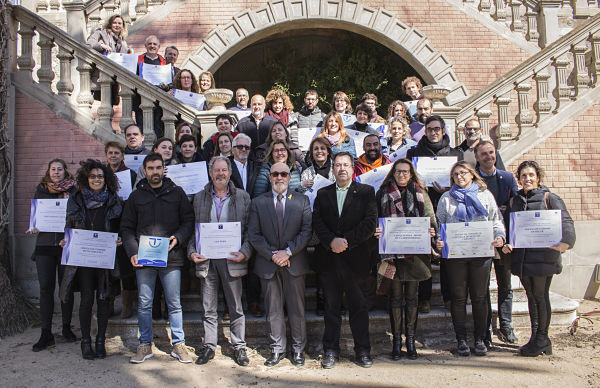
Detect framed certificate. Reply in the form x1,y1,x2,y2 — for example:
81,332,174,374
440,221,494,259
412,156,457,187
139,63,173,85
61,228,118,269
509,210,562,248
115,169,133,200
354,163,393,191
137,235,169,267
378,217,431,255
124,154,146,172
196,222,241,259
29,198,68,232
166,162,209,195
172,89,206,111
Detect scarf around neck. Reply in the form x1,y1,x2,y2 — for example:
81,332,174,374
448,183,488,221
82,187,109,209
265,109,290,127
47,179,75,195
324,131,341,146
381,180,425,218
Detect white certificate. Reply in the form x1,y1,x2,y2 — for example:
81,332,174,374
105,53,138,74
354,163,393,191
340,114,356,127
412,156,457,187
115,169,133,200
368,123,387,137
61,228,117,269
346,129,370,158
124,154,146,172
378,217,431,255
440,221,494,259
172,89,206,111
140,63,173,85
29,199,68,232
297,127,320,152
509,210,562,248
304,174,334,211
196,222,241,259
166,161,209,195
388,145,412,162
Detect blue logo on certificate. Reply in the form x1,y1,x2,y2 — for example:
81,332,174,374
56,201,61,206
137,235,169,267
93,233,99,238
535,212,541,217
218,224,223,229
406,219,411,225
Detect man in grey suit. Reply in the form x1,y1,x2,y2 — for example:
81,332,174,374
188,156,252,366
248,162,312,367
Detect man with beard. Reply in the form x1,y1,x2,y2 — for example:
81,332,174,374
121,152,195,364
456,118,505,170
248,162,312,367
236,94,277,154
353,134,391,179
188,156,252,366
407,115,463,314
408,98,433,142
297,90,325,128
124,125,150,155
402,76,423,122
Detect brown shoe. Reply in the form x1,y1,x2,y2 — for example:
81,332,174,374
248,303,264,318
130,343,154,363
171,342,193,363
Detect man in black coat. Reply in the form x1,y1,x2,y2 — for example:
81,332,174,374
313,152,378,369
235,94,277,155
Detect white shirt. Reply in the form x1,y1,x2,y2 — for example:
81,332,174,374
234,159,248,190
272,190,288,216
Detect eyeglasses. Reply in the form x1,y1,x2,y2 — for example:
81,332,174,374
394,169,411,176
452,171,470,178
426,126,443,132
270,171,289,178
273,149,287,154
234,145,250,150
89,174,104,180
333,163,352,169
465,127,481,132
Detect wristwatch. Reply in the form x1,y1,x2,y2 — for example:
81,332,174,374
285,247,292,256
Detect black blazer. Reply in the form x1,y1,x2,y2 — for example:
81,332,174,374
312,181,377,275
229,155,258,196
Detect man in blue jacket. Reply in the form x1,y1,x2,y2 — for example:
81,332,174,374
475,139,519,346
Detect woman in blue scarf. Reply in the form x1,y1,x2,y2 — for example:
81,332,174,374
435,161,505,357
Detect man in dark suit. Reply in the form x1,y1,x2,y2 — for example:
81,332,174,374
248,162,312,367
229,133,257,196
312,152,378,369
475,139,519,347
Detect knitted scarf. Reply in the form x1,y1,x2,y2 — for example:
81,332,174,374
47,179,75,196
448,183,488,221
324,131,341,147
81,187,109,209
265,109,290,127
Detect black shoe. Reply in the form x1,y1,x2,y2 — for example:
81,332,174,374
406,335,418,360
457,339,470,357
234,348,249,366
355,353,373,368
62,325,77,342
81,338,96,360
321,352,338,369
474,339,488,356
520,336,552,357
391,338,402,360
196,346,215,365
32,330,55,352
95,337,106,359
418,300,430,314
291,352,305,366
498,327,518,344
264,352,286,367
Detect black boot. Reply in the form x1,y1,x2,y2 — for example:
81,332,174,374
390,308,403,360
62,324,77,342
81,337,96,360
95,337,106,359
406,335,417,360
520,302,539,354
405,305,418,360
32,329,55,352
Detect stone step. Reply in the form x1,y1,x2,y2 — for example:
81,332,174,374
106,292,578,344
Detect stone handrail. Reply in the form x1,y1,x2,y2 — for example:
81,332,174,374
454,10,600,162
11,3,199,148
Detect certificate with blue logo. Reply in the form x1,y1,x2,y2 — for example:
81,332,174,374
440,221,494,259
137,235,169,267
378,217,431,255
196,222,241,259
412,156,457,188
61,228,118,269
509,210,562,248
29,198,68,232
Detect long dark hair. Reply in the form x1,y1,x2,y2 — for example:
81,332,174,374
266,139,295,167
41,158,74,185
76,159,119,194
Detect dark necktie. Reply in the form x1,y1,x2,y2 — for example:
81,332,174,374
276,194,284,248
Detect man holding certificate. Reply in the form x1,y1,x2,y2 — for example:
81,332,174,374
435,161,505,357
121,153,195,364
187,156,253,367
502,161,575,357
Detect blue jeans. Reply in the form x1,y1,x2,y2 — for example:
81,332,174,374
136,267,184,345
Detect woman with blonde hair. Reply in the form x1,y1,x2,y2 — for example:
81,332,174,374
317,112,356,159
384,116,416,155
264,89,298,129
387,100,410,122
198,71,215,94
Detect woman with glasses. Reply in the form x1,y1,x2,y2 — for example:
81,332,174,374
59,159,122,359
435,161,505,357
253,139,301,197
255,121,305,169
373,158,437,360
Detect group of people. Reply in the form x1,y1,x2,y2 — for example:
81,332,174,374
28,20,576,368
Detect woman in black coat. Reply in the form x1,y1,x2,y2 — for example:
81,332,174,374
502,161,575,357
59,159,123,359
27,159,78,351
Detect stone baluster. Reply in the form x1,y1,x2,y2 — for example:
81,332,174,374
494,94,512,140
56,47,74,96
88,13,102,34
64,0,87,43
162,110,178,141
17,25,36,77
37,34,56,91
36,0,48,11
97,72,115,129
590,32,600,85
533,67,552,122
49,0,60,10
120,0,132,23
148,0,162,6
119,85,136,130
494,0,506,21
140,97,157,147
510,0,523,33
455,123,465,145
475,107,492,137
76,57,94,108
572,42,590,95
515,81,533,131
552,54,572,112
525,8,539,44
104,2,118,18
135,0,148,16
480,0,492,13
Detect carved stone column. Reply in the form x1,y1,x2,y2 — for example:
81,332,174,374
553,54,572,112
76,57,94,108
135,0,148,16
494,0,506,21
475,107,493,137
140,97,157,147
495,95,512,140
49,0,60,10
162,110,178,141
36,0,48,12
37,34,55,90
537,0,563,48
510,0,523,33
480,0,492,13
63,1,87,43
97,72,114,129
533,68,552,122
119,85,136,130
591,32,600,85
56,47,74,96
572,42,590,95
525,9,539,44
17,25,36,76
516,81,533,131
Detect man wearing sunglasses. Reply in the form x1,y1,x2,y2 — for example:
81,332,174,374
248,163,312,367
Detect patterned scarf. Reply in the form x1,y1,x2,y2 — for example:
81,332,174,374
113,160,128,172
265,109,290,127
324,131,341,147
448,183,488,221
47,179,75,196
81,187,109,209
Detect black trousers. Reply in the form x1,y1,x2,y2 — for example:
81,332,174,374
35,249,74,331
244,255,262,305
521,275,553,336
77,267,109,340
321,266,370,356
419,258,451,303
486,258,514,333
389,279,419,310
446,258,491,341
